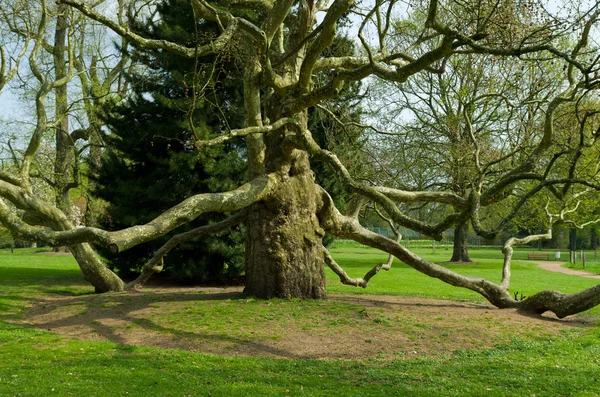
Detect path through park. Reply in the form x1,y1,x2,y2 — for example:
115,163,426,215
534,261,600,280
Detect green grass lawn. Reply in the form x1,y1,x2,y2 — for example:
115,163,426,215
1,246,600,396
327,243,600,315
563,250,600,275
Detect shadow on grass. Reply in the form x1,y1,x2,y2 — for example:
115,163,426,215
16,286,597,362
0,294,29,314
333,294,592,325
20,290,313,359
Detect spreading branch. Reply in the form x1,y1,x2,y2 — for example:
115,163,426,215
60,0,237,59
127,210,248,290
318,188,600,318
0,175,276,252
324,247,391,288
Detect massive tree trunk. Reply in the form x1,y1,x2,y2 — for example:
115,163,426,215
244,114,327,299
244,172,326,299
241,15,328,299
450,221,472,262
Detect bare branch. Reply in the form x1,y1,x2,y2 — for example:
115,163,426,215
195,117,301,148
61,0,235,58
319,189,600,318
299,0,354,91
127,210,248,290
0,175,276,252
324,248,390,288
0,39,29,91
501,227,553,290
372,186,467,208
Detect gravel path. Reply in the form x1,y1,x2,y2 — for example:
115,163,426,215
533,260,600,280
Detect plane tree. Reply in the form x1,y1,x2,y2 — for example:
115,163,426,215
366,41,567,261
2,0,600,317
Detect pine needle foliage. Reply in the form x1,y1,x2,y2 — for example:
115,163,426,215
91,0,246,283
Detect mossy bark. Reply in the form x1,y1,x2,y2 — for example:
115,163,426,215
244,175,327,299
244,120,327,299
69,243,125,292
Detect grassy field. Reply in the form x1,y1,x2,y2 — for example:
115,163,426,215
327,242,600,309
1,246,600,396
563,250,600,275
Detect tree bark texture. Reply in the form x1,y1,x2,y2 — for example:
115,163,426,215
450,221,472,262
53,5,72,213
53,6,74,253
244,175,327,299
244,120,327,299
69,243,125,292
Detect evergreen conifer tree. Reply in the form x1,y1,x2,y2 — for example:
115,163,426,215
91,0,246,283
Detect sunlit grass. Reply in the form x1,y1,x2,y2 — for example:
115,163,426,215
0,247,599,396
326,243,600,316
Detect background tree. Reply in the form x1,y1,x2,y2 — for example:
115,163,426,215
366,8,564,261
91,0,247,283
0,0,129,291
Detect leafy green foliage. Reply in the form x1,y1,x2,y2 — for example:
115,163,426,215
91,0,246,283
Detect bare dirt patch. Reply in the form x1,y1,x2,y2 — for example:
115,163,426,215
20,287,594,360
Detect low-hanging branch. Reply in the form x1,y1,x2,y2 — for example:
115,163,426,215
318,188,514,302
318,188,600,318
500,193,600,291
126,210,249,290
500,227,553,290
372,205,401,270
0,175,276,252
323,248,391,288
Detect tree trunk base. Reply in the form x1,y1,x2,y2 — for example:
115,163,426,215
244,173,327,299
449,253,473,263
449,221,472,263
